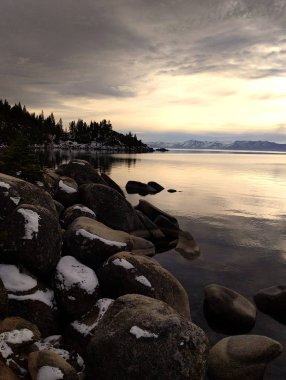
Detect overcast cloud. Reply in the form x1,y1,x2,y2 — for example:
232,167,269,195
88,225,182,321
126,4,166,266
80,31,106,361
1,0,286,141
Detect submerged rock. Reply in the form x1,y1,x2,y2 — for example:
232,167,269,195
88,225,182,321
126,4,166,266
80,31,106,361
86,294,209,380
98,251,191,318
208,335,282,380
175,231,200,260
254,285,286,324
204,284,256,334
56,159,105,186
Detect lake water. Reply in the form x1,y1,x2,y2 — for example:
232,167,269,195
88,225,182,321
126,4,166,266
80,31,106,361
42,149,286,379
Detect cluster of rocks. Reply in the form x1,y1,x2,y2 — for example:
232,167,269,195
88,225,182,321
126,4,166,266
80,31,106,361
126,180,178,195
0,159,283,379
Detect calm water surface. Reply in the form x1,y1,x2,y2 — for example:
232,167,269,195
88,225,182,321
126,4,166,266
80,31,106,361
42,149,286,379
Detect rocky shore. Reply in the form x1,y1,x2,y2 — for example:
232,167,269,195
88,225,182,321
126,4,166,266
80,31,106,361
0,159,283,379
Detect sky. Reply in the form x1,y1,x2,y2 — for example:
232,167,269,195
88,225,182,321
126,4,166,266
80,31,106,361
1,0,286,142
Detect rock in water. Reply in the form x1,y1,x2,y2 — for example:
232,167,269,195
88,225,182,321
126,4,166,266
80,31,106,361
147,181,164,192
63,217,154,270
136,199,179,226
86,294,209,380
204,284,256,334
98,252,191,319
126,181,157,195
254,285,286,324
175,230,200,259
56,159,105,186
208,335,282,380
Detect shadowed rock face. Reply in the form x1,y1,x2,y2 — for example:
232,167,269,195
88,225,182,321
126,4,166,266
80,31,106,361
101,172,125,196
254,285,286,324
204,284,256,334
208,335,283,380
86,294,209,380
98,251,191,319
136,199,179,227
54,176,79,208
60,204,97,229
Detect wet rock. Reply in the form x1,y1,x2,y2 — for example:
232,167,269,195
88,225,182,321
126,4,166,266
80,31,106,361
208,335,283,380
56,159,105,186
1,204,62,277
204,284,256,334
147,181,164,192
0,264,60,337
54,256,100,319
154,214,180,240
86,294,209,380
0,173,56,221
28,350,79,380
54,176,79,207
175,231,200,260
101,172,125,196
98,252,190,318
136,199,179,227
63,217,154,270
135,210,166,241
126,180,157,195
64,298,114,357
254,285,286,324
80,183,147,234
0,277,8,317
60,204,96,229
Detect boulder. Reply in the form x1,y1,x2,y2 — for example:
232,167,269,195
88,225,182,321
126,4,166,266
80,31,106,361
54,256,100,319
53,200,65,216
126,180,157,195
204,284,256,334
0,361,20,380
101,172,125,196
254,285,286,324
135,210,166,241
0,204,62,277
43,168,60,197
154,214,180,240
136,199,179,227
60,204,96,229
98,252,190,318
54,176,79,207
0,173,56,221
86,294,209,380
147,181,164,192
0,264,60,337
63,217,154,270
175,231,200,260
56,159,105,186
208,335,283,380
28,350,79,380
64,298,114,357
168,189,177,193
79,183,147,234
0,277,8,317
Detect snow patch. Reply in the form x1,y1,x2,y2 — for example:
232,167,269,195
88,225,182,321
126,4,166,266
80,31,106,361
71,298,113,336
8,289,56,308
0,328,34,345
59,180,77,194
76,229,127,248
10,196,20,205
135,275,152,288
17,208,40,239
37,366,64,380
0,181,10,189
36,181,44,187
112,258,134,270
130,326,158,339
0,341,13,359
0,264,37,292
73,205,95,215
56,256,98,294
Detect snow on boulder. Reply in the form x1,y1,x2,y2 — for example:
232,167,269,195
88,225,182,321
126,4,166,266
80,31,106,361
63,217,155,271
98,251,191,319
55,256,100,319
1,204,62,277
54,176,79,208
0,172,56,221
60,204,96,229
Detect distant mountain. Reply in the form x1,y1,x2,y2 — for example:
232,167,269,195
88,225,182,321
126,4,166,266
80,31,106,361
148,140,286,152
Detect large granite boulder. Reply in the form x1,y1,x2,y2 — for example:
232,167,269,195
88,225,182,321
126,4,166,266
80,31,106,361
28,350,78,380
208,335,282,380
63,217,154,270
254,285,286,324
204,284,256,334
0,173,56,221
79,183,148,235
101,172,124,196
56,159,105,186
54,256,100,319
0,204,62,277
86,294,209,380
0,264,60,337
98,252,190,318
54,176,79,207
60,204,96,229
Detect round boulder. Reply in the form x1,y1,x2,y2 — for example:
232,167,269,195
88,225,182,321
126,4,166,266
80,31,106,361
204,284,256,334
60,204,96,229
254,285,286,324
86,294,209,380
98,252,190,318
208,335,282,380
56,159,105,186
55,256,100,319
